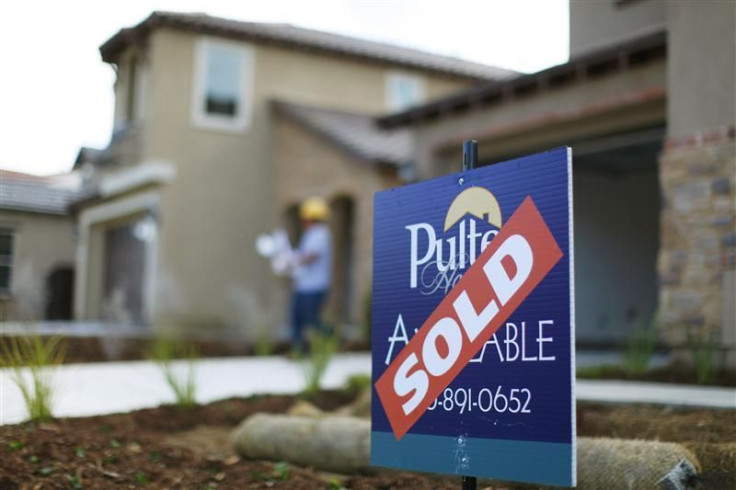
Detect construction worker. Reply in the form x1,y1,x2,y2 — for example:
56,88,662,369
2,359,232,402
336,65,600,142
291,197,332,351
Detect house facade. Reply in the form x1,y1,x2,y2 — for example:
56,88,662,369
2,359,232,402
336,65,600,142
378,0,735,365
0,171,79,321
74,12,515,339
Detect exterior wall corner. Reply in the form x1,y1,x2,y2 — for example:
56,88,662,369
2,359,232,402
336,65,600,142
657,130,736,368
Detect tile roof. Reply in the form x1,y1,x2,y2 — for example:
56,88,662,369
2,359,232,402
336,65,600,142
273,101,412,166
101,11,517,82
0,170,81,216
73,147,104,169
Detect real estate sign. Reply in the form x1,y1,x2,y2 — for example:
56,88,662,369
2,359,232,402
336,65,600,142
371,147,576,487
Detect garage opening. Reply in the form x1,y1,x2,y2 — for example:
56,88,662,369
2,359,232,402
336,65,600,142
571,127,663,346
474,125,664,347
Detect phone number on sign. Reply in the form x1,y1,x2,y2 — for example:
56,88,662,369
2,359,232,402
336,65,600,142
427,387,532,414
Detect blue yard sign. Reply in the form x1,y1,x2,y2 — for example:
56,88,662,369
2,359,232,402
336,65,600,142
371,147,576,487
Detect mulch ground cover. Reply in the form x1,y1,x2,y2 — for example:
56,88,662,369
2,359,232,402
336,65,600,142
2,390,734,489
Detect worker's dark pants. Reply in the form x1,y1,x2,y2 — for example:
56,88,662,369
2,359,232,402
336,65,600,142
291,289,327,352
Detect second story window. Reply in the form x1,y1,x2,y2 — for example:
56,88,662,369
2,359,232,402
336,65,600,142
386,72,426,112
0,229,14,293
205,46,240,116
192,38,254,132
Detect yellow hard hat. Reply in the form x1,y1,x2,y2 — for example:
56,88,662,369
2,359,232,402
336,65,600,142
299,197,329,221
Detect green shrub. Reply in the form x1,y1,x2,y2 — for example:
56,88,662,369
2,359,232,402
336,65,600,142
686,328,719,385
254,325,274,356
148,337,199,408
0,334,66,423
301,332,338,396
343,373,371,395
273,461,290,481
624,315,658,375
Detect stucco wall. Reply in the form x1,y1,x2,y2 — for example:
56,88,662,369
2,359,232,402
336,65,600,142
272,116,400,337
0,211,76,321
570,0,666,57
667,0,736,138
142,29,258,331
129,27,472,333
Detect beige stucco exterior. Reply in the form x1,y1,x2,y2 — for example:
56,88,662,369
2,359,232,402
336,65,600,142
570,0,666,57
667,0,736,138
79,25,479,337
0,211,76,321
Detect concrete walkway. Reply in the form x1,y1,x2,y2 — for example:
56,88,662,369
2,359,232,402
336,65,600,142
577,379,735,409
1,353,733,425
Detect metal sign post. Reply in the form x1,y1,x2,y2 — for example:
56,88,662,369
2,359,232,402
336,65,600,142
462,139,478,173
461,140,477,490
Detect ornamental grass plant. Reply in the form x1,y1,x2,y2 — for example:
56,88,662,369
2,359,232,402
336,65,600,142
624,315,659,376
686,328,720,385
0,334,67,423
301,330,338,396
148,337,199,408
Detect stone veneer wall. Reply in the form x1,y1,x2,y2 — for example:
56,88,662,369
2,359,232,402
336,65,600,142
658,127,736,369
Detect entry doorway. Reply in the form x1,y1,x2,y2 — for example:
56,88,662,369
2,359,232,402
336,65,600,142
329,195,356,327
103,219,147,324
45,266,74,320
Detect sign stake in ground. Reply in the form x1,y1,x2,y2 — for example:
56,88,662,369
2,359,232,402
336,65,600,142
371,144,576,487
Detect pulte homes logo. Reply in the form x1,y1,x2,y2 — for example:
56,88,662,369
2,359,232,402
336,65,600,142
405,186,503,294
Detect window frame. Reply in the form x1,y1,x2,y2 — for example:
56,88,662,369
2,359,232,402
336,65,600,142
0,228,15,294
385,71,427,112
190,37,255,133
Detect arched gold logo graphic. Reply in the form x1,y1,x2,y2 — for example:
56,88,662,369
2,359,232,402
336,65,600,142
443,187,502,232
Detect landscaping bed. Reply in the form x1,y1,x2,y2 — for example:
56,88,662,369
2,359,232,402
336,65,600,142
577,361,736,387
2,392,734,489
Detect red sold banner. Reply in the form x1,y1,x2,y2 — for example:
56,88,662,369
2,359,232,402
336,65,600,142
374,196,563,440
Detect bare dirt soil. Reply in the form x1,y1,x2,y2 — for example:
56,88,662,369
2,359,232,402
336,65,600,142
1,391,734,489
